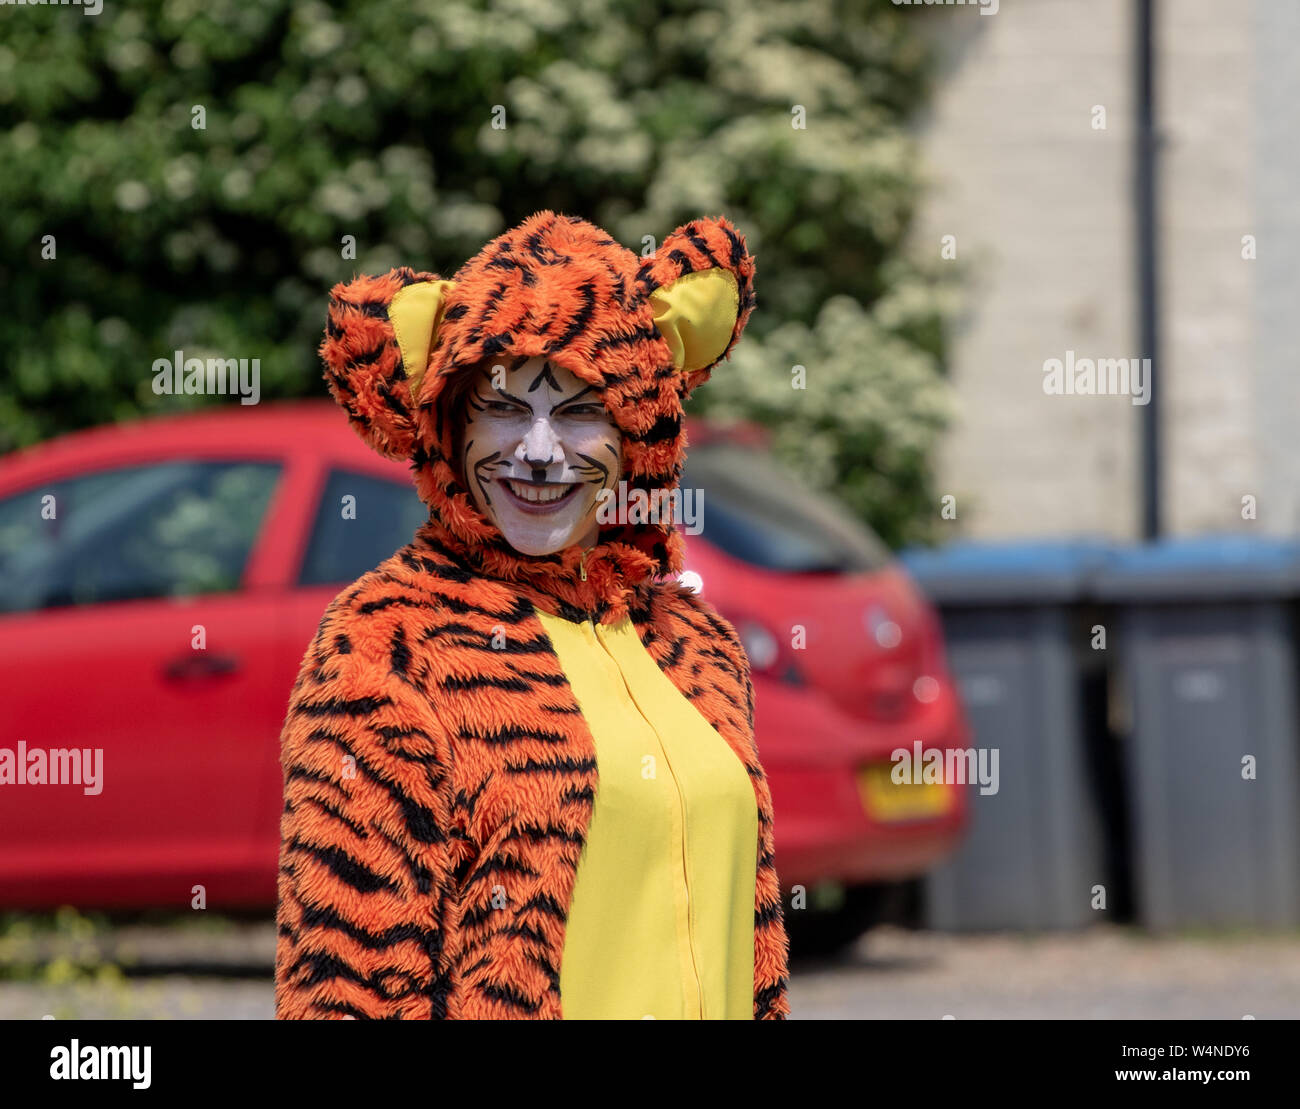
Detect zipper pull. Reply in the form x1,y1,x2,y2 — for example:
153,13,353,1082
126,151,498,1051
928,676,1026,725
579,548,588,581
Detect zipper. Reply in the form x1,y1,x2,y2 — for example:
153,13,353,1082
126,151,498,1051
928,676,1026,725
668,759,706,1019
590,622,705,1018
579,548,588,581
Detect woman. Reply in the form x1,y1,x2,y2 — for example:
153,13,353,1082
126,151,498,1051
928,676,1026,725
274,210,790,1019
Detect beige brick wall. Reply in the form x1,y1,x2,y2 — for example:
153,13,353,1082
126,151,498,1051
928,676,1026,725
1250,1,1300,533
910,0,1138,540
907,0,1294,540
1159,0,1253,535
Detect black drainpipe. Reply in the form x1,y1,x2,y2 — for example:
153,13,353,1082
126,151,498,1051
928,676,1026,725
1136,0,1160,540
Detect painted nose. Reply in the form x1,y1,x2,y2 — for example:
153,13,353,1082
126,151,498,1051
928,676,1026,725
518,417,564,475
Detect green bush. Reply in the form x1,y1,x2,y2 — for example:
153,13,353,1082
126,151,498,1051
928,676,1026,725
0,0,955,547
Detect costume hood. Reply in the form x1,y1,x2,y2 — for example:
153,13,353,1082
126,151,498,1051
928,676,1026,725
319,210,756,620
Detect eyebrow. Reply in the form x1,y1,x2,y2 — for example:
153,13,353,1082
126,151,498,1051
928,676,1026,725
473,371,600,413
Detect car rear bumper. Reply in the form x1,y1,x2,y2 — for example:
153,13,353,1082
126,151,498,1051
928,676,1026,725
757,677,973,890
772,779,968,888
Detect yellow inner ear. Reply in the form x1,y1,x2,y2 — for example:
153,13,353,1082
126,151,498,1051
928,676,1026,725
389,279,456,403
649,268,740,374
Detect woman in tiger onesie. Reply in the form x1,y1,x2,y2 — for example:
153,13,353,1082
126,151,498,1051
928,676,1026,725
274,210,791,1020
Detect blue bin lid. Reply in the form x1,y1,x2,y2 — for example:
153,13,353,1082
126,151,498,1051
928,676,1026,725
897,538,1114,604
1091,533,1300,600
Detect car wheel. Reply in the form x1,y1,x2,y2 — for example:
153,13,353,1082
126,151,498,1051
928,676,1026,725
784,881,893,957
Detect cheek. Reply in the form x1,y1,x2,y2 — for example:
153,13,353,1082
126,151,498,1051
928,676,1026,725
456,419,475,479
609,435,624,483
459,416,500,492
575,427,621,485
461,414,509,463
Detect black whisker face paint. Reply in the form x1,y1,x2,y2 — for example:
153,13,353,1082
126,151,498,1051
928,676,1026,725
560,383,599,406
528,361,563,394
574,451,614,488
472,449,504,508
454,355,622,556
465,367,503,414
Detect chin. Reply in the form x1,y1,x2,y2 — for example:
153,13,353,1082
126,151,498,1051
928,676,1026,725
508,538,566,557
495,516,588,557
474,485,600,556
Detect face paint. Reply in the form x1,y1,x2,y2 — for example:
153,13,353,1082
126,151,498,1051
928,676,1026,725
459,355,622,557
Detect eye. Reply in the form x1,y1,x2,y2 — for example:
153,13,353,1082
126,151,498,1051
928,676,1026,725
561,403,606,418
485,399,521,414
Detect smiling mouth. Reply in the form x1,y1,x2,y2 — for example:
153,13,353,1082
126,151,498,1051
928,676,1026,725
499,478,581,511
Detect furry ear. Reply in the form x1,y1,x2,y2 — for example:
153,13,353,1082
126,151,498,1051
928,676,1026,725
650,269,739,374
636,215,756,398
319,267,456,460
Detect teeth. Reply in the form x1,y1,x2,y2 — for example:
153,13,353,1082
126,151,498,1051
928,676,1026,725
505,479,574,504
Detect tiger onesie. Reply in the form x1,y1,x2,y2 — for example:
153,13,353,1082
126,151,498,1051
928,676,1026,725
273,211,791,1019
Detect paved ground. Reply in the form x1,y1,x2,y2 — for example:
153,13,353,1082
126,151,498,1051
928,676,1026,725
790,924,1300,1019
3,919,1297,1019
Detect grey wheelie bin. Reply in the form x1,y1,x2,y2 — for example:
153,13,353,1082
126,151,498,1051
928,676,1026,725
1094,535,1300,930
898,540,1120,930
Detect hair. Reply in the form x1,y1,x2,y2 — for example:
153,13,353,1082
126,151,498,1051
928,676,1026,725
441,369,481,487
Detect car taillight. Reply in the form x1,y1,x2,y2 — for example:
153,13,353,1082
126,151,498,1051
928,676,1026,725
909,603,955,709
855,589,952,721
859,661,915,720
912,674,942,703
736,618,777,668
735,617,804,685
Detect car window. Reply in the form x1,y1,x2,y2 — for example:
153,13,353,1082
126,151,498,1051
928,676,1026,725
681,441,891,573
0,460,281,613
298,468,429,586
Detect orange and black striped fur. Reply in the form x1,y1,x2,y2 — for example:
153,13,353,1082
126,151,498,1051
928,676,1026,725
275,211,790,1018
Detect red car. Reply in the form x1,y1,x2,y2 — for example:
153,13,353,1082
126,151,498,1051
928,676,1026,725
0,402,969,948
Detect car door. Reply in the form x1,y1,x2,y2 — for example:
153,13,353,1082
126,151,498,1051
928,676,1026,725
246,464,431,869
0,456,286,907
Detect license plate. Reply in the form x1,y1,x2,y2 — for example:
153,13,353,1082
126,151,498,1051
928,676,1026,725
857,762,953,822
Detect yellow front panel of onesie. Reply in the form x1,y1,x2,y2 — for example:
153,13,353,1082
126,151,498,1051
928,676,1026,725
535,608,758,1020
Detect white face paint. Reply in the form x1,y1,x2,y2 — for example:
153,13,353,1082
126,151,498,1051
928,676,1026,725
459,356,622,557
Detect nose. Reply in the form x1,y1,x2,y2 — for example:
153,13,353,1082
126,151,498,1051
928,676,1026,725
517,416,563,476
